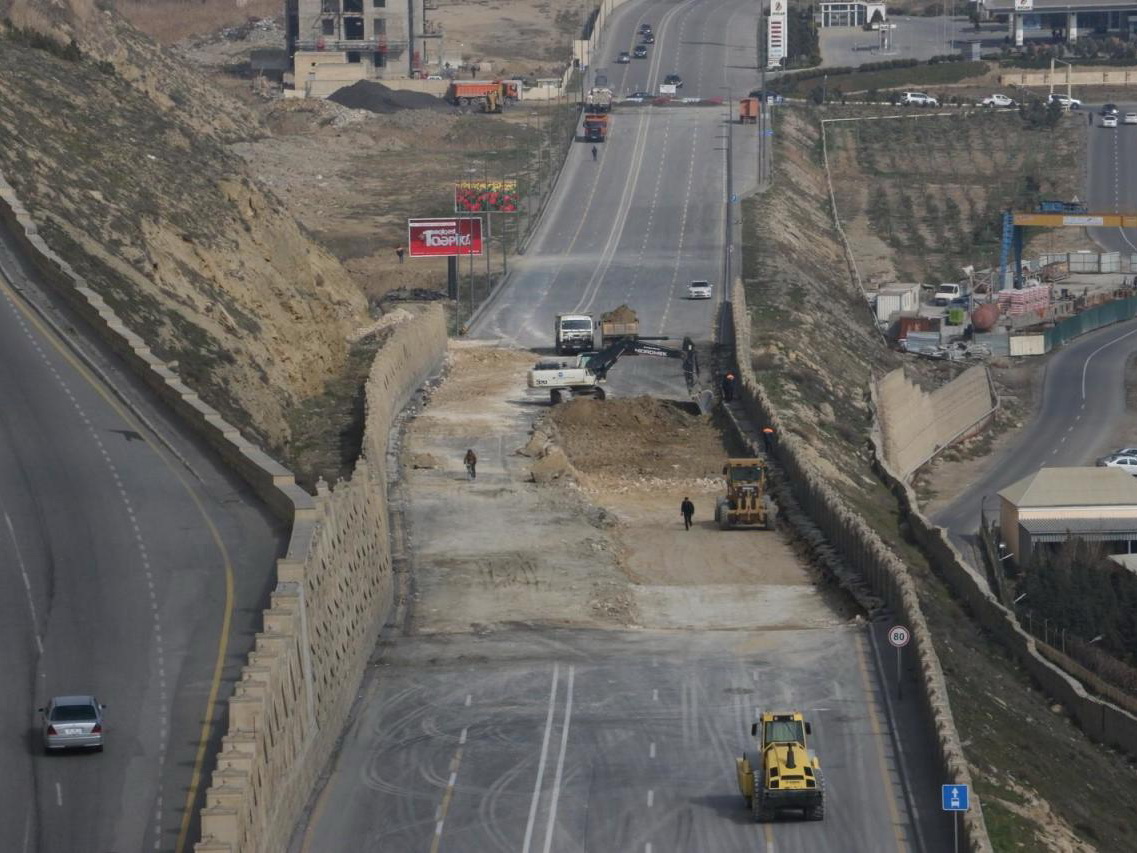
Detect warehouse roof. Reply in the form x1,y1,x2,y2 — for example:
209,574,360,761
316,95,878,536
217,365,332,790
999,467,1137,508
1019,516,1137,539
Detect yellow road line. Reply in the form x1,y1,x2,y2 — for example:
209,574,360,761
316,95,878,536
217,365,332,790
855,632,908,853
0,273,236,853
429,745,466,853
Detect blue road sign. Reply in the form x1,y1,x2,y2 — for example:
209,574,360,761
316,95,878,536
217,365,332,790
942,784,970,812
763,129,774,136
730,194,739,203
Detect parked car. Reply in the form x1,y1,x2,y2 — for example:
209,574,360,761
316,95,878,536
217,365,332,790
625,91,655,102
40,696,105,752
687,280,712,299
981,93,1015,108
633,45,648,59
664,73,683,88
616,51,631,64
1047,93,1082,109
899,91,938,107
641,33,655,44
1102,103,1119,116
1102,114,1119,128
1106,447,1137,458
1098,454,1137,474
1124,113,1137,125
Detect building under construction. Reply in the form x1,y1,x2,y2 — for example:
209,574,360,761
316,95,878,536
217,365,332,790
285,0,440,94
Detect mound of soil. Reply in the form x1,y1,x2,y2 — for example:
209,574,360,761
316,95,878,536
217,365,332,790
328,81,449,113
549,397,724,480
600,304,637,324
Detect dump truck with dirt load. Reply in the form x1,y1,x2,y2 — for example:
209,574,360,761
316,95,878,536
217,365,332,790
583,113,609,142
597,305,639,347
736,711,824,822
715,459,775,529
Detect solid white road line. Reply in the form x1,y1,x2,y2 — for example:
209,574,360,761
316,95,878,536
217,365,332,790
522,664,560,853
1080,326,1137,400
541,665,576,853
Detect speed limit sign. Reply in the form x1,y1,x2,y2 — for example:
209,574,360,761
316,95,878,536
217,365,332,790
888,625,911,648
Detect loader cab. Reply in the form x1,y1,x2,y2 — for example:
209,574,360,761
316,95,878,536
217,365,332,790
752,716,811,742
727,463,764,483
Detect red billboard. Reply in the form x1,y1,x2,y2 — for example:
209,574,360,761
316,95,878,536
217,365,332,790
407,217,483,258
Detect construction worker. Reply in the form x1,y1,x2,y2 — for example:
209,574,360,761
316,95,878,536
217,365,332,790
464,448,477,480
721,372,736,403
591,145,598,161
680,497,695,530
396,245,405,263
762,426,775,455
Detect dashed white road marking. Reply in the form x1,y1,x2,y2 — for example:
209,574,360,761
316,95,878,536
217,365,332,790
3,511,44,655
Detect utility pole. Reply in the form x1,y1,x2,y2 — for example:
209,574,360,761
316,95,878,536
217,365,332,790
758,0,767,184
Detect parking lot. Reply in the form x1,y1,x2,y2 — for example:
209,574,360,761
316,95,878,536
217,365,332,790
819,15,1007,68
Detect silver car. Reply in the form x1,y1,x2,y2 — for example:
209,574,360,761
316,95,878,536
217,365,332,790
40,695,105,752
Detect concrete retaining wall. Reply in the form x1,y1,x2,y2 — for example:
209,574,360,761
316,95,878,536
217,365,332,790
1000,68,1137,87
730,277,990,851
0,169,448,853
876,365,996,479
196,305,447,852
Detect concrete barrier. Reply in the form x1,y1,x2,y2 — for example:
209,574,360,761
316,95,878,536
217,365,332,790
876,365,997,479
0,169,448,853
730,277,990,851
1000,68,1137,88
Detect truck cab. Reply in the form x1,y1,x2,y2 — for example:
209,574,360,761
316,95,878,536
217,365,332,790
932,283,965,306
554,314,595,355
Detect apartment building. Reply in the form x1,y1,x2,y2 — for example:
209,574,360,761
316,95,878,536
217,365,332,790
285,0,438,92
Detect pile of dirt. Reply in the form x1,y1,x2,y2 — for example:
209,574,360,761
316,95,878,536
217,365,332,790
327,81,449,113
548,397,725,481
600,304,637,324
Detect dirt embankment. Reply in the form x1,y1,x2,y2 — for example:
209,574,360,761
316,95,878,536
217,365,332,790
0,10,367,454
747,105,1137,850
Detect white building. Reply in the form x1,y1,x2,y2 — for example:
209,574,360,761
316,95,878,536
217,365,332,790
816,1,888,28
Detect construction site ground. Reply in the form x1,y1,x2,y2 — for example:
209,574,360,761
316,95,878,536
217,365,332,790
402,344,847,634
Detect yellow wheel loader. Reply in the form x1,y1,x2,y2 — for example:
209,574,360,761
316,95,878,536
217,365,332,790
714,459,775,530
736,711,824,822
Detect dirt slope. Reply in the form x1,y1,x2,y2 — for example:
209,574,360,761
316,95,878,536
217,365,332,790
0,7,366,450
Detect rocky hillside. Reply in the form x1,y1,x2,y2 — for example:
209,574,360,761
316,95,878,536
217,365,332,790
0,3,366,450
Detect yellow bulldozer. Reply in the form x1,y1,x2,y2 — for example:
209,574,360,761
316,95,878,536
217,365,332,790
736,711,825,822
714,459,774,530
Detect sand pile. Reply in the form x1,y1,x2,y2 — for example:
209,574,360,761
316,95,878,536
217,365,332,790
600,304,637,324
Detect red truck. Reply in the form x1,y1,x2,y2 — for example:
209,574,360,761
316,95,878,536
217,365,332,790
738,97,759,124
446,80,520,107
583,113,609,142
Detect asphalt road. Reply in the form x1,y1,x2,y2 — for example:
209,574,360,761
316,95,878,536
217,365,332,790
934,110,1137,537
294,2,952,852
0,221,283,851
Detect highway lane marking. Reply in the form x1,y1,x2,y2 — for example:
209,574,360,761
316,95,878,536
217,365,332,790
855,633,909,853
55,782,62,806
763,823,775,850
541,664,576,853
655,124,700,335
645,844,653,853
0,273,237,853
652,688,658,701
650,741,656,758
2,510,45,654
522,663,560,853
465,693,472,706
1080,325,1137,401
428,747,466,853
647,788,654,807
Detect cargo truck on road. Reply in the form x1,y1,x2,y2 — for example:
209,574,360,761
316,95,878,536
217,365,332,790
583,113,609,142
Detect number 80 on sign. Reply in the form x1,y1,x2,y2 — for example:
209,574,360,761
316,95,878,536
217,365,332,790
888,625,910,648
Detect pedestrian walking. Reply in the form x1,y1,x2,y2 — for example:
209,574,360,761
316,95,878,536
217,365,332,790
591,145,598,161
762,426,775,456
721,372,736,403
464,448,477,480
680,497,695,530
395,245,405,264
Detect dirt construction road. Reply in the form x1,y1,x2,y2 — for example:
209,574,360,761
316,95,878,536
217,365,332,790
293,344,935,853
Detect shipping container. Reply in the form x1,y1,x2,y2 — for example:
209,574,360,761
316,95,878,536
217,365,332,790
875,284,921,322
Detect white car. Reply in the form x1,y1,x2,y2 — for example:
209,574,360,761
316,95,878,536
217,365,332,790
981,93,1015,108
1124,113,1137,125
687,280,712,299
1047,93,1082,110
1102,115,1119,128
899,91,938,107
1098,454,1137,474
